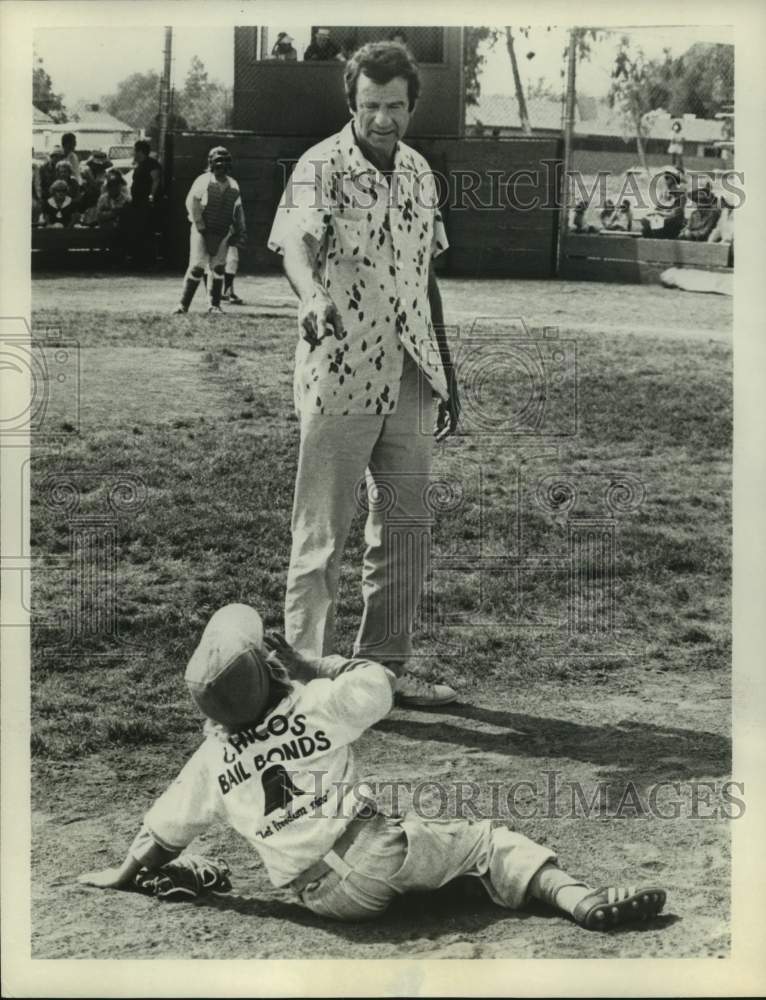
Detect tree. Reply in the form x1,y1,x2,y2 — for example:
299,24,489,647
463,27,494,108
101,70,163,133
525,77,560,102
33,53,67,121
607,37,659,171
180,56,231,130
652,42,733,118
504,28,531,135
463,26,602,130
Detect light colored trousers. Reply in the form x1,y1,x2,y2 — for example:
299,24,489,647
185,227,228,278
285,351,435,664
297,812,556,921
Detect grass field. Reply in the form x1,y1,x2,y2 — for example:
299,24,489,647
30,272,732,959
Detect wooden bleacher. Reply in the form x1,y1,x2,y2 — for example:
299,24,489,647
32,226,111,255
559,233,733,284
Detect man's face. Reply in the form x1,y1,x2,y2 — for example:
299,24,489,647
353,74,411,161
316,30,330,48
134,149,146,164
212,158,228,178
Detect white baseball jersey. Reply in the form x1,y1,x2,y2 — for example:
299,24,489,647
132,657,392,887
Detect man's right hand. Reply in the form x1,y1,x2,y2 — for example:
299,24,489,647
195,221,205,234
298,288,344,347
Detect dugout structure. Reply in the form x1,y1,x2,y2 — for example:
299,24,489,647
165,26,563,280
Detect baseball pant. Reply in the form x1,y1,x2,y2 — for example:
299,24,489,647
186,227,229,279
285,350,434,664
225,245,239,274
296,811,557,921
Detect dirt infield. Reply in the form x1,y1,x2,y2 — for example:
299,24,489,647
30,273,732,960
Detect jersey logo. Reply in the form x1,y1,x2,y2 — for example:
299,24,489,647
261,764,306,815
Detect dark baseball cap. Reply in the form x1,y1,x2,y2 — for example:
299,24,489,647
185,604,273,727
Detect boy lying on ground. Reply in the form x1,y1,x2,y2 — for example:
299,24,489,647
79,604,667,931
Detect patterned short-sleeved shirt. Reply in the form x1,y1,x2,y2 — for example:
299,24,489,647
269,120,449,417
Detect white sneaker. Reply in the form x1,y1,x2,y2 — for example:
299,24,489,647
395,671,458,708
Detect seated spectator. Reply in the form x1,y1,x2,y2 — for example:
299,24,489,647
708,197,734,245
42,179,76,228
388,28,409,48
304,27,343,61
39,146,66,199
680,180,720,242
571,200,598,234
602,199,633,232
80,151,112,226
270,32,297,60
97,169,131,227
598,198,615,229
97,169,131,261
640,167,686,240
54,161,83,222
61,132,82,184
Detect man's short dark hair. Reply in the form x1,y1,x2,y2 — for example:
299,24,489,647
134,139,151,156
62,132,76,147
344,41,420,112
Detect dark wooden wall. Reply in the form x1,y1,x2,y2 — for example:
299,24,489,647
167,132,562,278
232,26,464,139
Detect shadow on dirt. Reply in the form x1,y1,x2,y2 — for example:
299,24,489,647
195,878,679,946
375,703,731,783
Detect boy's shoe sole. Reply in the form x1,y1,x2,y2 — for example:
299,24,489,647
573,886,667,930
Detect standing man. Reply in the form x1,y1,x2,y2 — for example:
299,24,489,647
130,139,162,269
60,132,82,184
269,42,460,707
173,146,245,315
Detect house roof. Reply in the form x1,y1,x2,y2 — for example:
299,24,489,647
33,105,55,124
465,93,726,143
44,103,137,134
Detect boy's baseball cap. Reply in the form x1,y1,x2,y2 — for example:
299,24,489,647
185,604,272,727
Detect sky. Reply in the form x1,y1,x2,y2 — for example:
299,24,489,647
33,23,734,109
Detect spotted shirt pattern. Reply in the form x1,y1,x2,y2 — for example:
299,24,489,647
268,121,449,417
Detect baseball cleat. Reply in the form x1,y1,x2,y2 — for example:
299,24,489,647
572,885,666,930
207,306,225,315
224,292,244,305
172,305,188,315
394,671,458,708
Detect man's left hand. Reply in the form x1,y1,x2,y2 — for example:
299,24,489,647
435,370,461,442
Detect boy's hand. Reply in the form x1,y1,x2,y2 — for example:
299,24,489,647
264,632,318,682
78,867,131,890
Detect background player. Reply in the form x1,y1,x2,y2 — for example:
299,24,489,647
173,146,245,315
222,196,247,304
79,603,668,932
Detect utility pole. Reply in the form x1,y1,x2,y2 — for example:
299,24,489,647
557,28,577,274
158,26,172,164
